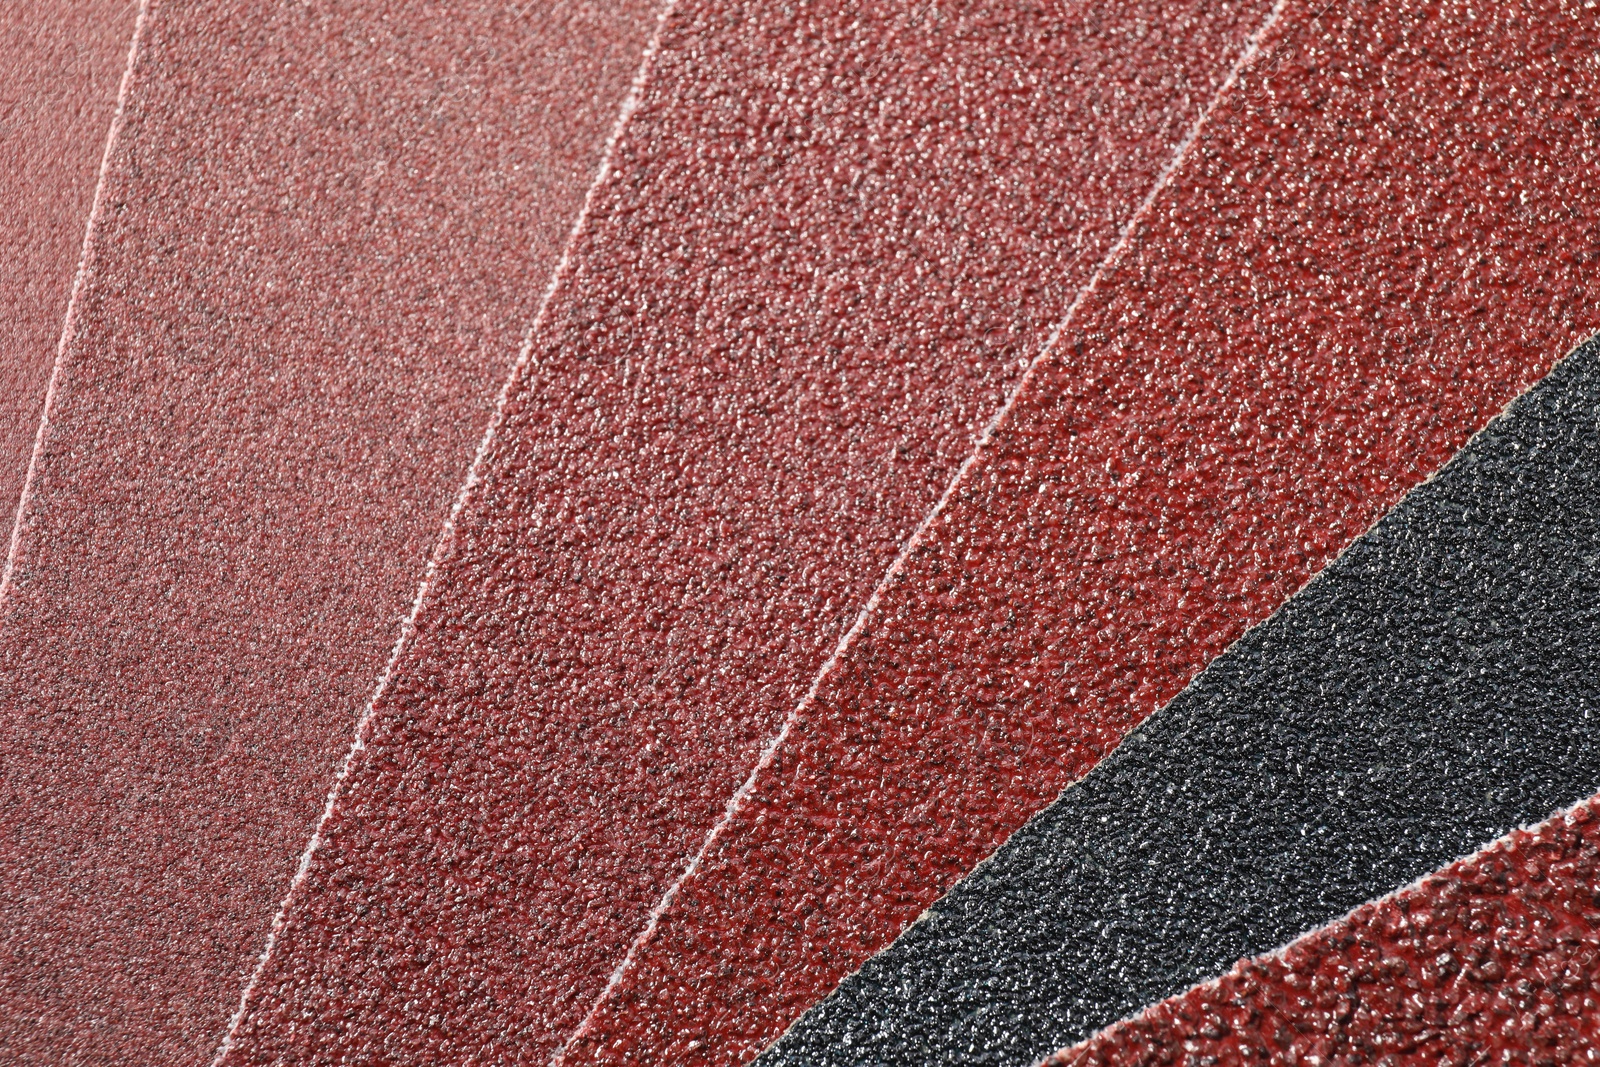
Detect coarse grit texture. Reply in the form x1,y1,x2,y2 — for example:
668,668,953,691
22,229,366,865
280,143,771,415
2,0,1598,1063
217,0,1293,1064
584,0,1600,1062
1049,799,1600,1067
760,335,1600,1066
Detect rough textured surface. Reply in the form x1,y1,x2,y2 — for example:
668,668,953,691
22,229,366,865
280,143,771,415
1051,797,1600,1067
218,1,1289,1064
0,0,136,529
764,336,1600,1067
7,0,1599,1064
0,1,656,1063
589,0,1600,1062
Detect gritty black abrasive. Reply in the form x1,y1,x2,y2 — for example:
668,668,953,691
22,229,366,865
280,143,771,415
757,336,1600,1067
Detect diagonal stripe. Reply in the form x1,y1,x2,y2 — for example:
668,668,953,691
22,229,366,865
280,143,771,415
1050,793,1600,1065
553,0,1293,1057
206,3,686,1065
0,0,140,544
0,2,663,1061
570,0,1600,1060
762,334,1600,1066
214,0,1301,1062
0,0,148,622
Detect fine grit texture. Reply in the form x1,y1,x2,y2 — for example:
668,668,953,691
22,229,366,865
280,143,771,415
581,0,1600,1062
1050,797,1600,1067
0,0,136,531
0,2,659,1063
762,337,1600,1067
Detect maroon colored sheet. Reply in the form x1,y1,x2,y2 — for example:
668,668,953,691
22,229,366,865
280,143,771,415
0,1,658,1062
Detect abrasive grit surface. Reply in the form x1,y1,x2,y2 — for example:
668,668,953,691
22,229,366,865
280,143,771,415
762,336,1600,1066
1052,796,1600,1066
3,0,1598,1063
578,0,1600,1062
215,1,1290,1063
0,0,136,528
0,1,658,1062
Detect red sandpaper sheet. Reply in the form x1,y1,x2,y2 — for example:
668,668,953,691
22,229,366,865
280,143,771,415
214,0,1295,1063
0,1,657,1062
558,0,1600,1062
1050,796,1600,1067
0,0,136,528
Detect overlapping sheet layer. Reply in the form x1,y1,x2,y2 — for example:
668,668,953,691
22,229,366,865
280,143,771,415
219,1,1292,1062
765,337,1600,1065
1051,798,1600,1067
584,1,1600,1061
0,0,135,523
0,2,657,1061
2,0,1596,1063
